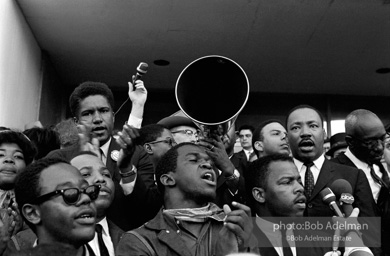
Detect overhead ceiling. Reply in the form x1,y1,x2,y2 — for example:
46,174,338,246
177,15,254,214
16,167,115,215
17,0,390,97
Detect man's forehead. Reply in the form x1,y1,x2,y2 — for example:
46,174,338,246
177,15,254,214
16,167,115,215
39,163,85,191
263,122,285,132
79,95,111,109
239,129,252,135
172,125,197,132
71,154,104,169
269,160,298,176
288,108,321,123
178,144,205,156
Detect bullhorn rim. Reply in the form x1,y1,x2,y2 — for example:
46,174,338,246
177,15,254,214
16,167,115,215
175,55,250,126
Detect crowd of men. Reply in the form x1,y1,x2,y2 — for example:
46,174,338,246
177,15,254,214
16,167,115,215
1,78,390,256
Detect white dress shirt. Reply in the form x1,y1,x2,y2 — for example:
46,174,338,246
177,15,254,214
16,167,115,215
255,216,297,256
345,148,382,202
88,217,115,256
293,154,325,186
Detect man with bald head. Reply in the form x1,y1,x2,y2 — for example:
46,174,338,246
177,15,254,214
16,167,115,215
332,109,390,255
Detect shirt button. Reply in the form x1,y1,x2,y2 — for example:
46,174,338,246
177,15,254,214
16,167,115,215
177,230,180,233
166,230,170,233
176,220,180,224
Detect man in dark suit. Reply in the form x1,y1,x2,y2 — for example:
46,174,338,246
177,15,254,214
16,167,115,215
71,152,124,256
331,109,390,255
246,154,373,256
47,81,157,231
286,105,380,255
231,124,255,172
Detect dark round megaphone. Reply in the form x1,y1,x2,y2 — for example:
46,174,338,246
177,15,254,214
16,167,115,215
175,55,250,138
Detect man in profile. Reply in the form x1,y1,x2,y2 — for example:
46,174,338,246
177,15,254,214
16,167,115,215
332,109,390,255
252,119,290,158
246,154,373,256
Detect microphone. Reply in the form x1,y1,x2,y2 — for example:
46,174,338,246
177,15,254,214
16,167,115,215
132,62,148,88
114,62,148,115
330,179,354,217
319,187,344,217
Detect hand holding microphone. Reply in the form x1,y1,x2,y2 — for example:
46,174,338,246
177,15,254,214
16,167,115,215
115,62,148,116
132,62,148,88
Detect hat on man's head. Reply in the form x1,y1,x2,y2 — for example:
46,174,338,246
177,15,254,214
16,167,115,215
157,115,197,130
326,132,347,157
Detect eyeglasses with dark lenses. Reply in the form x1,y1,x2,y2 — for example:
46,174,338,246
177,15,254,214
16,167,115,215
172,129,198,137
351,134,386,148
147,137,176,147
32,185,101,205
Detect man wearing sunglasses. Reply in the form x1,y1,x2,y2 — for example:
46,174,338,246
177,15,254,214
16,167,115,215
10,157,98,255
331,109,390,255
47,81,155,231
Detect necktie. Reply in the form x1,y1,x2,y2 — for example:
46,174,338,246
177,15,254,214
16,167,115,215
369,164,390,189
95,224,109,256
304,162,315,199
281,227,293,256
247,151,252,161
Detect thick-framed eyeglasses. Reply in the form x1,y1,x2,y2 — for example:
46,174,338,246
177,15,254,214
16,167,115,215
351,134,386,148
31,184,101,205
147,137,176,147
172,129,198,137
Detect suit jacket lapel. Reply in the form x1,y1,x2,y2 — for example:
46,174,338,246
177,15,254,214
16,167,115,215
106,138,121,179
107,219,124,251
309,160,335,201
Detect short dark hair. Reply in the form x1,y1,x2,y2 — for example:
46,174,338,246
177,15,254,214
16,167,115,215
137,124,169,145
285,104,324,128
0,129,37,165
14,157,69,231
252,119,284,156
237,124,255,134
23,127,60,160
69,81,115,117
246,154,294,211
155,142,195,193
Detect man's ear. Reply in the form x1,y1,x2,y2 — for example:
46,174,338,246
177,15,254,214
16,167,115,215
160,173,176,188
143,144,153,155
345,135,354,147
22,204,41,226
252,187,266,203
254,141,263,153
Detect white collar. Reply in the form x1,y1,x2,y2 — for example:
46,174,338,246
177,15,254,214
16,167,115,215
293,154,325,171
100,138,111,159
345,147,371,170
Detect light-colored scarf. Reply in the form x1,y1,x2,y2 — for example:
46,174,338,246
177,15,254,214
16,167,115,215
163,203,226,223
